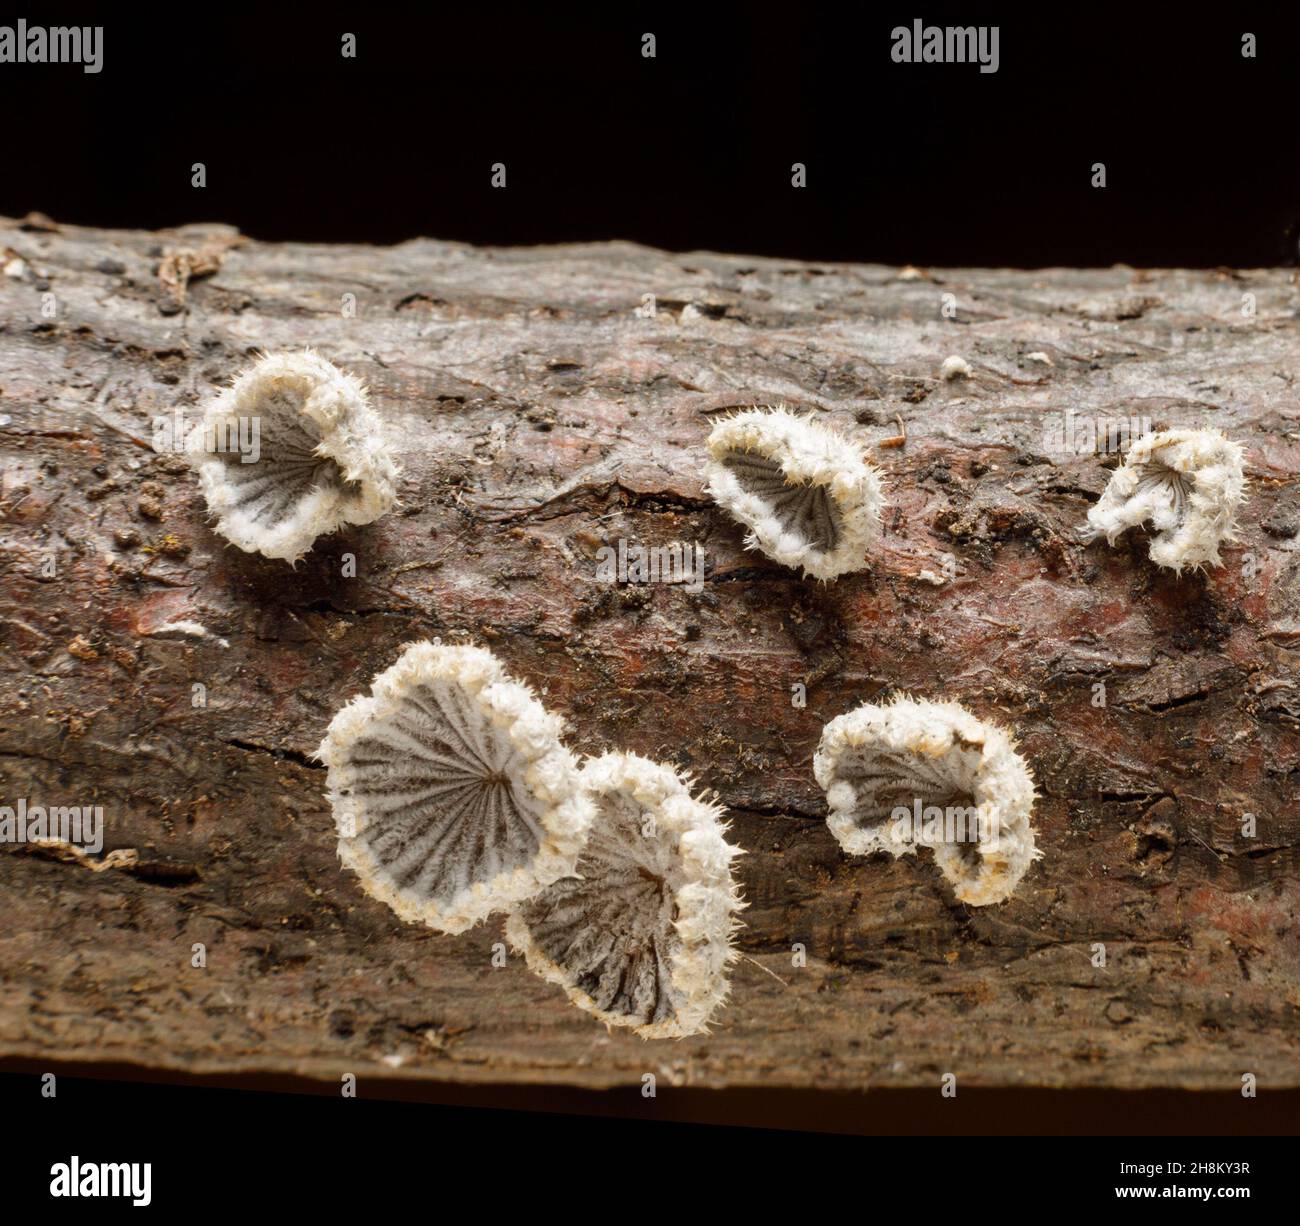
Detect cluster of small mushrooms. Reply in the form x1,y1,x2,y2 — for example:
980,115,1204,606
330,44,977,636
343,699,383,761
188,351,1248,1038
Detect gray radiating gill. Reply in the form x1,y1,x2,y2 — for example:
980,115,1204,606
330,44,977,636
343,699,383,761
318,642,593,935
513,789,681,1028
208,394,351,528
505,751,743,1038
814,696,1040,906
1083,428,1245,573
718,449,842,552
835,745,977,836
340,679,546,907
189,351,398,563
1134,459,1191,522
704,406,883,580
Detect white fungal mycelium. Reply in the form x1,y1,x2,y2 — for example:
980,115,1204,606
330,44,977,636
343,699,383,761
506,751,744,1039
188,350,398,563
704,406,884,580
814,695,1039,906
1082,427,1246,573
940,354,972,381
317,642,594,935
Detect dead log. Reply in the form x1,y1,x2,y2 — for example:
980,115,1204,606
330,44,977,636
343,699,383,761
0,216,1297,1091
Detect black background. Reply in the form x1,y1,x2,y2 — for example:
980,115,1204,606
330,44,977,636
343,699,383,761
4,1070,1295,1213
1,5,1298,265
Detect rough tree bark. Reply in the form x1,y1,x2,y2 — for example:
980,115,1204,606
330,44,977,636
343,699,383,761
0,215,1297,1092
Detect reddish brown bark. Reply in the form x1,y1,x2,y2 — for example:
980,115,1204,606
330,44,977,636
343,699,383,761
1,217,1297,1090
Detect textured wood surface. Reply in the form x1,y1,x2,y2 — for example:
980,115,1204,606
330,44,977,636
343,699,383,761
1,215,1297,1091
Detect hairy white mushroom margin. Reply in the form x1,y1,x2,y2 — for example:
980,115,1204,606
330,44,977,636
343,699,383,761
705,406,884,580
506,752,744,1039
188,350,399,563
814,695,1040,906
1082,427,1246,573
317,643,594,935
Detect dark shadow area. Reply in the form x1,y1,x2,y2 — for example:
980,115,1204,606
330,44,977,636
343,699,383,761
3,1060,1297,1136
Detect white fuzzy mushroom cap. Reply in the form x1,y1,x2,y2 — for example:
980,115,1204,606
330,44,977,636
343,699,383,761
813,695,1040,906
705,406,884,580
1082,427,1246,573
506,751,744,1039
940,355,972,381
189,350,399,563
317,642,594,935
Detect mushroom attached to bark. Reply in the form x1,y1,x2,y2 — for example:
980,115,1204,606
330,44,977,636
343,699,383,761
1082,427,1246,573
317,642,594,935
189,350,398,563
814,695,1040,906
506,752,744,1039
705,406,884,580
940,354,972,381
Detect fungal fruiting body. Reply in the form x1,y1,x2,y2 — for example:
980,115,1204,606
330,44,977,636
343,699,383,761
317,643,593,935
814,696,1039,906
940,354,972,381
1082,427,1245,573
705,406,884,580
506,752,743,1039
188,350,398,562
